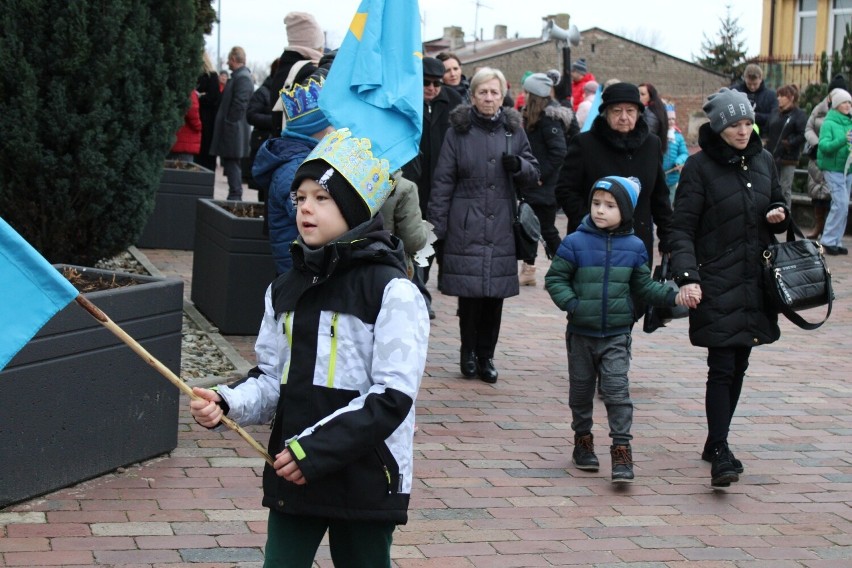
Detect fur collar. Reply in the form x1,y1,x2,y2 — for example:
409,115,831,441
449,104,523,133
543,102,575,130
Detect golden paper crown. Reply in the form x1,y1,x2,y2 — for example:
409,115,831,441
303,128,394,217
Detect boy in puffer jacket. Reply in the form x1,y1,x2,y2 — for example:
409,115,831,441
545,176,688,484
190,128,430,566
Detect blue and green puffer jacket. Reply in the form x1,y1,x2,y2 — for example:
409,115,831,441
545,216,677,337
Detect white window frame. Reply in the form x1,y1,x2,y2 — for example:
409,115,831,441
795,0,818,57
829,0,852,55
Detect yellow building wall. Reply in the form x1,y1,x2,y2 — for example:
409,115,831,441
761,0,831,57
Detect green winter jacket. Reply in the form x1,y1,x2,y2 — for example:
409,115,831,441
545,218,677,337
817,109,852,173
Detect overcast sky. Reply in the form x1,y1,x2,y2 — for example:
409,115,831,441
205,0,762,71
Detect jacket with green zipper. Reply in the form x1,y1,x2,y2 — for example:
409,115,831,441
213,216,429,524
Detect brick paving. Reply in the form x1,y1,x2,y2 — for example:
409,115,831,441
2,168,851,566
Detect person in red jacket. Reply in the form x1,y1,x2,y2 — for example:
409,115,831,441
169,90,202,162
570,59,595,112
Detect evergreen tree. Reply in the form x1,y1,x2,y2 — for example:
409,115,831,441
0,1,215,264
694,5,748,82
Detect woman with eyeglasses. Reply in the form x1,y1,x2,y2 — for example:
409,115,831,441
428,67,540,384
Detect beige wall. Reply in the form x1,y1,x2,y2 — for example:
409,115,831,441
463,29,726,143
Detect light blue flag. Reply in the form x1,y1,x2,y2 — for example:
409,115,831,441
0,217,78,370
319,0,423,171
581,84,603,133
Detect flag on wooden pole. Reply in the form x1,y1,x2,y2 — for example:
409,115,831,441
318,0,423,172
0,217,78,370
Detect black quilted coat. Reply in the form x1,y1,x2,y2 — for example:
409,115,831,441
670,123,789,348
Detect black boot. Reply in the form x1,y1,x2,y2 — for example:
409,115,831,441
610,444,634,483
702,445,744,474
572,433,600,471
459,348,476,378
477,357,498,383
709,444,739,487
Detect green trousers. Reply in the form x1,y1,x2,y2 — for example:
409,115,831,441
263,509,395,568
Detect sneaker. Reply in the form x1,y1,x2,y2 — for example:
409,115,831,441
572,433,600,471
702,446,744,474
823,245,849,256
610,444,634,483
710,444,739,487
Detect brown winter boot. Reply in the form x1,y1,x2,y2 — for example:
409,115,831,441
807,205,827,240
519,263,536,286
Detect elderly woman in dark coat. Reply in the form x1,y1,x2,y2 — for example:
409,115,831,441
671,88,788,489
428,67,540,384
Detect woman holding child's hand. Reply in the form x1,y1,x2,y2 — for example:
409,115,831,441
670,87,789,489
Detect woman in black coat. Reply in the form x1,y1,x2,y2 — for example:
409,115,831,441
195,53,221,171
555,83,673,267
429,67,539,384
519,72,576,286
671,88,788,488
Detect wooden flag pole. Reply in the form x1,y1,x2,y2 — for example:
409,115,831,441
74,295,274,466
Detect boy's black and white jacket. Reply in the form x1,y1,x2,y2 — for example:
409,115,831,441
214,216,429,524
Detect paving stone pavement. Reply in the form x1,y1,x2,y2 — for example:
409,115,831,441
3,170,851,567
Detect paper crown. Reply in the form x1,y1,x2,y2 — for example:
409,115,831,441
303,128,394,217
280,76,324,122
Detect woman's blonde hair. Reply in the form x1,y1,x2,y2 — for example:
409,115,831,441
470,67,507,97
201,52,215,74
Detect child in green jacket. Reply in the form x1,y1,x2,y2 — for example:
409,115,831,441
545,176,688,483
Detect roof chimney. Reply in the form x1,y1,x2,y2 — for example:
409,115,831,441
442,26,466,50
494,25,507,40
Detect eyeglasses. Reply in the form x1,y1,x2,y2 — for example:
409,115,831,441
423,79,442,88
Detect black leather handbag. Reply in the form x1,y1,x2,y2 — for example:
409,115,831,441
762,220,833,330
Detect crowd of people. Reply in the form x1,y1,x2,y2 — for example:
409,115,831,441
171,12,848,565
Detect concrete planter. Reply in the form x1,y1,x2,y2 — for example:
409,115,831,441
0,265,184,507
137,161,215,250
191,199,276,335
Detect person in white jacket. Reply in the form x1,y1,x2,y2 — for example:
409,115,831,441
190,128,429,567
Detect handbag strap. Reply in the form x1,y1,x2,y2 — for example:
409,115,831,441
505,132,520,221
777,279,833,330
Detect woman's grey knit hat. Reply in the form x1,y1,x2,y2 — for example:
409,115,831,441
703,88,755,133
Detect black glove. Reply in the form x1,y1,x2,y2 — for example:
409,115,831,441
501,153,521,174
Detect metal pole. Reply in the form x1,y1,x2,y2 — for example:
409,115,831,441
216,0,221,70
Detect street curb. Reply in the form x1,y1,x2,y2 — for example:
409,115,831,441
128,246,254,382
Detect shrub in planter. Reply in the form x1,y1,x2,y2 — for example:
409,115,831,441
137,160,215,250
0,265,184,507
191,199,276,335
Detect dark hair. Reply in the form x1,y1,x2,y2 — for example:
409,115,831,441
639,82,668,154
776,84,799,104
522,92,550,131
436,52,461,66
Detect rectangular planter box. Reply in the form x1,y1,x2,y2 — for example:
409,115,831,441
137,161,215,250
0,265,184,508
191,199,276,335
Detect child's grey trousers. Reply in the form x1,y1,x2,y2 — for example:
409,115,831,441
566,332,633,445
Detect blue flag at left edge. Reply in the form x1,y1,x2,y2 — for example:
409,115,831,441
319,0,423,172
0,217,78,371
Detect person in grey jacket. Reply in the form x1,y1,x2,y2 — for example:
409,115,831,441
428,67,540,384
209,46,253,200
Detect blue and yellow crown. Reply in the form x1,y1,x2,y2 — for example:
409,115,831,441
280,76,324,122
304,128,394,217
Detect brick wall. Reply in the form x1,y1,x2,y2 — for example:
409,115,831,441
463,28,727,144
